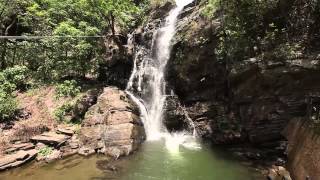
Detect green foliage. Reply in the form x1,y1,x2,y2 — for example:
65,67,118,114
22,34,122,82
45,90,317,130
0,89,17,121
74,124,81,135
55,80,80,98
54,103,73,122
0,74,16,94
203,0,290,63
38,145,53,156
0,0,144,81
202,0,218,18
0,66,28,121
149,0,174,9
1,66,29,89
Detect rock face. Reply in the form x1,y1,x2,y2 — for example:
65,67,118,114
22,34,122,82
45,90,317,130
163,1,320,146
79,87,145,158
98,35,133,89
163,95,192,132
284,119,320,180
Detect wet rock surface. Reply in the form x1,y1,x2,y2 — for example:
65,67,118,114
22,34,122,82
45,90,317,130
163,95,192,132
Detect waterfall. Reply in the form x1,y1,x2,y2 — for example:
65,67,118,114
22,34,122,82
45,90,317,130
126,0,199,152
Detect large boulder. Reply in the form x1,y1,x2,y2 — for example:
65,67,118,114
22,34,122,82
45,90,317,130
79,87,145,158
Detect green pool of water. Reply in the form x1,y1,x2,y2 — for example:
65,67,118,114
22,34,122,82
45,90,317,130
0,141,264,180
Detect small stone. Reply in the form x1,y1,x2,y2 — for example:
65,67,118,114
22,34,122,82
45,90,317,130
69,142,79,149
105,147,121,159
267,169,278,180
61,150,77,158
36,142,46,150
78,147,95,156
106,165,118,172
45,150,61,163
275,158,286,166
56,128,74,136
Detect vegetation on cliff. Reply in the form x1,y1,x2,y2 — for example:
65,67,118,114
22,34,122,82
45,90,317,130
203,0,320,63
0,0,145,80
0,0,147,121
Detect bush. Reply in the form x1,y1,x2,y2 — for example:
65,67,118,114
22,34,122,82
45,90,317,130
0,90,17,121
55,80,81,98
38,146,53,156
0,73,16,94
54,103,73,122
0,66,29,121
1,66,29,90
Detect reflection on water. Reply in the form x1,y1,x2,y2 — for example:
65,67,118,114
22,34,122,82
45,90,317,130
0,141,264,180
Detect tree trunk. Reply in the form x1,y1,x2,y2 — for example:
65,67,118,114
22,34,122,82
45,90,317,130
1,17,16,69
110,13,115,37
0,39,7,69
106,12,116,37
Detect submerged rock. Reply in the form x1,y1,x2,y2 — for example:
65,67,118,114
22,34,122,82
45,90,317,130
79,87,146,158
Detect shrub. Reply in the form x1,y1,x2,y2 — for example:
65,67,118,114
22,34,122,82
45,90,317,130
0,90,17,121
0,74,16,94
1,66,29,90
54,103,73,122
38,146,53,156
55,80,81,98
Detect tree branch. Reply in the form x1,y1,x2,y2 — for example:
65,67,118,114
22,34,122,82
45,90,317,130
5,16,16,36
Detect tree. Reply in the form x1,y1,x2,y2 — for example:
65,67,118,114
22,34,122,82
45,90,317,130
0,0,33,69
89,0,140,36
0,0,143,80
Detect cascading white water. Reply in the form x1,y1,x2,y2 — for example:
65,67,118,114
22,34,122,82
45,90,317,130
126,0,200,152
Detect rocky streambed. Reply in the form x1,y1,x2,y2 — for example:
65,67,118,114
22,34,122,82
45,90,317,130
0,86,291,180
0,87,145,171
0,141,266,180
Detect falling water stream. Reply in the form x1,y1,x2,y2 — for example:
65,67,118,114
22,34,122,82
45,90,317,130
126,0,199,153
0,1,265,179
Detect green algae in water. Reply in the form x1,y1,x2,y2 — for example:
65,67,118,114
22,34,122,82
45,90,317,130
0,141,264,180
